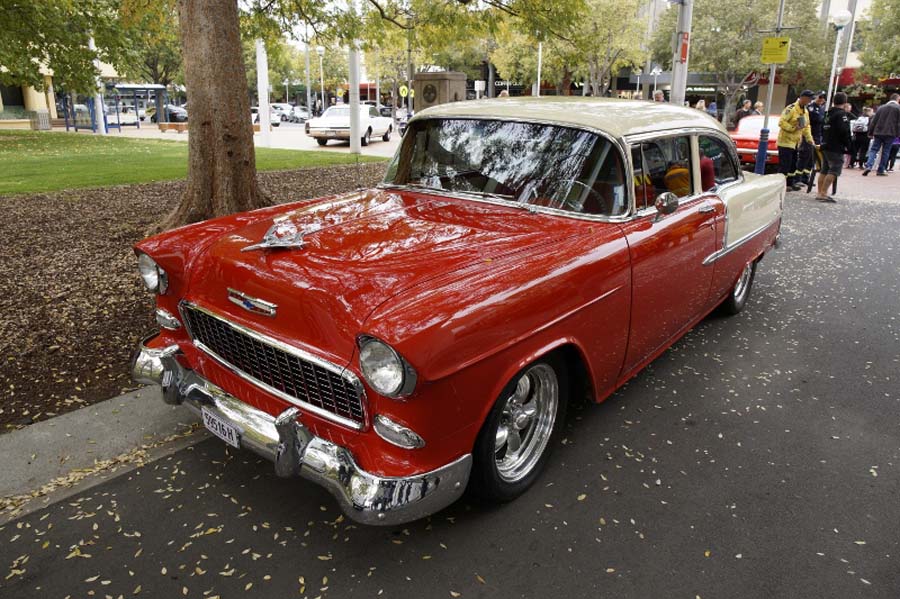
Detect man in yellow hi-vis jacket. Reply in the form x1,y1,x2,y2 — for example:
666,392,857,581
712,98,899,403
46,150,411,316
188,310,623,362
778,90,816,191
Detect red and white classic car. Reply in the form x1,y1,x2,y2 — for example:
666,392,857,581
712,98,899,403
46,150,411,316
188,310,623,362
132,98,785,525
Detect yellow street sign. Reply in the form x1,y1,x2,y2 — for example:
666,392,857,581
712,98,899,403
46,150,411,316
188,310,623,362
409,89,415,98
761,37,791,64
399,85,409,98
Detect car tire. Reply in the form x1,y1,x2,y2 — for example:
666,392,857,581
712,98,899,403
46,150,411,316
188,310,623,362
382,126,392,142
361,128,371,146
470,354,569,503
719,259,757,315
316,138,328,146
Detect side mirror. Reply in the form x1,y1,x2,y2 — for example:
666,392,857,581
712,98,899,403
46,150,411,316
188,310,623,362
654,191,679,216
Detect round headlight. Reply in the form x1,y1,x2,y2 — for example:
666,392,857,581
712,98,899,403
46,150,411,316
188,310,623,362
137,253,167,294
359,337,411,397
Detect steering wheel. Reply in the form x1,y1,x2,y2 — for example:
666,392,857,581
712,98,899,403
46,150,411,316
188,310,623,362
547,179,604,212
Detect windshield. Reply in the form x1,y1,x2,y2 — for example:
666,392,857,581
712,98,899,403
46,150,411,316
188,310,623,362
383,118,627,217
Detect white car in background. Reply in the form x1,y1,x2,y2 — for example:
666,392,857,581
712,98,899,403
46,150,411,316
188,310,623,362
270,103,293,122
251,107,280,127
305,105,393,146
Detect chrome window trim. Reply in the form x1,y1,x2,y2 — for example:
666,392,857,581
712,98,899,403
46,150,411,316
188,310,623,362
383,116,634,222
178,301,367,431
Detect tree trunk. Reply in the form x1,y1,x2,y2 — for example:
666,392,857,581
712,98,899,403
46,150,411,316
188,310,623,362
156,0,268,232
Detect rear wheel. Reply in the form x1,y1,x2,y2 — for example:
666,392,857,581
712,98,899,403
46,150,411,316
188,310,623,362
470,355,568,502
720,260,757,315
316,138,328,146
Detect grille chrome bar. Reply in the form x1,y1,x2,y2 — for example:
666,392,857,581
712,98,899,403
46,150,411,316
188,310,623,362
179,301,366,430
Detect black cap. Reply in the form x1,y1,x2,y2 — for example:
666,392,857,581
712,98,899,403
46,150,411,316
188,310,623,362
800,89,816,98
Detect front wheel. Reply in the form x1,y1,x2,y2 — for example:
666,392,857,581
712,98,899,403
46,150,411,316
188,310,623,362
719,259,757,315
470,356,568,503
382,126,392,142
361,128,371,146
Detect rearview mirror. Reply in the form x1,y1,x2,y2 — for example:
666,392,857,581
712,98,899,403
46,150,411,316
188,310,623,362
654,192,679,216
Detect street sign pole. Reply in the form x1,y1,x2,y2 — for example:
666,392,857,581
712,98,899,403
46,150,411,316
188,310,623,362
256,39,271,148
670,0,693,106
756,0,787,175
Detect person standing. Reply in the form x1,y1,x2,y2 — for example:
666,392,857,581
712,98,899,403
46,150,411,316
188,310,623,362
735,99,753,125
778,90,815,191
863,93,900,176
695,99,707,112
808,92,827,144
848,107,871,168
815,92,852,203
653,90,665,102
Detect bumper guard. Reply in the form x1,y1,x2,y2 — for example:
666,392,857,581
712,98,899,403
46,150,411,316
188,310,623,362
132,335,471,526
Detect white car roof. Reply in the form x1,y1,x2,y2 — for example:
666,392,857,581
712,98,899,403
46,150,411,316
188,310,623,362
412,97,727,140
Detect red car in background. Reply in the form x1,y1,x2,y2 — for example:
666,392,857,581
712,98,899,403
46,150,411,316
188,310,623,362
730,115,780,170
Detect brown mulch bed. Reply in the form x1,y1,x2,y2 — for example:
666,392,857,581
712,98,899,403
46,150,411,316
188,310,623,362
0,163,387,432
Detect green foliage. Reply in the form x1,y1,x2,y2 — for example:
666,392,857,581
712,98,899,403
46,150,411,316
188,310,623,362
0,0,136,95
0,130,385,195
120,4,183,86
650,0,830,119
859,0,900,77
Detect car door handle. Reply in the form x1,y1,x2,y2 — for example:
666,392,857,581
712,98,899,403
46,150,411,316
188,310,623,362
698,203,716,213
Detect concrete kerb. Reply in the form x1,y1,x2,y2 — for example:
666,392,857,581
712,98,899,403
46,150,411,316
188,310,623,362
0,386,207,524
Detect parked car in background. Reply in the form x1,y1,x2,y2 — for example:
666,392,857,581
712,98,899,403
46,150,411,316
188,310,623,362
270,103,293,122
730,115,779,170
305,104,393,146
251,107,280,127
131,98,784,526
397,109,413,137
289,105,310,123
148,105,188,123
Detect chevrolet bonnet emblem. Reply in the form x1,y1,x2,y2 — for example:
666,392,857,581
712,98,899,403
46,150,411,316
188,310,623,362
227,288,277,317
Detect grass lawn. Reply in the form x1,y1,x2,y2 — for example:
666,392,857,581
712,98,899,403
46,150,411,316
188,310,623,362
0,130,386,195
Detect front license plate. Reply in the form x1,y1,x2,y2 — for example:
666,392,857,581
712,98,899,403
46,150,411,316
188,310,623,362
202,408,240,448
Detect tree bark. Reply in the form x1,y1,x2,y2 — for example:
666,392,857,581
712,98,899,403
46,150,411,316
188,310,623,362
156,0,269,232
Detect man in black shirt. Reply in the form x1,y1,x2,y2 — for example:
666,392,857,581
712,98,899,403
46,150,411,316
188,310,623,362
816,92,852,203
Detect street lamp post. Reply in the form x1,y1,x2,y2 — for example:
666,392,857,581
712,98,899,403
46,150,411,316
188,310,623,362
826,10,853,108
651,66,662,93
635,72,642,100
316,46,325,115
284,78,289,103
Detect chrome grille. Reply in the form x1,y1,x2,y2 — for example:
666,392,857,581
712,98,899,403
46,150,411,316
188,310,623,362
181,303,365,428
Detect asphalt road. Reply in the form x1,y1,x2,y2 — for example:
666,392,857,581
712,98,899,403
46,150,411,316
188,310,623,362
2,186,899,599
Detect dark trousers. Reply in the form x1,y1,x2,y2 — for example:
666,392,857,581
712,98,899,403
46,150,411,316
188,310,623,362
778,145,798,185
796,141,815,183
889,144,899,170
850,133,870,167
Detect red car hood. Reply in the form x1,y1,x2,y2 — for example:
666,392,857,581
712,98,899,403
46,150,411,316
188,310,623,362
185,188,573,364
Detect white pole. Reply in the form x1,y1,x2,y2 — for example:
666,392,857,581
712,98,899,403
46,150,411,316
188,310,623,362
826,27,845,108
256,39,271,147
669,0,694,106
375,48,381,109
305,32,312,113
88,37,107,135
536,42,543,97
349,44,361,153
319,54,326,114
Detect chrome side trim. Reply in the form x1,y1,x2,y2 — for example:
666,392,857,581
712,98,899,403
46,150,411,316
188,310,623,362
155,308,181,330
179,301,367,430
131,337,471,526
702,221,772,265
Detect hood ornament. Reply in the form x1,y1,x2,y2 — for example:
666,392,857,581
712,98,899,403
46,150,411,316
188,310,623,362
242,220,306,252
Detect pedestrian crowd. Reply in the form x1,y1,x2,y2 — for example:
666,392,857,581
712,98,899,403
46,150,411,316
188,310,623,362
768,90,900,203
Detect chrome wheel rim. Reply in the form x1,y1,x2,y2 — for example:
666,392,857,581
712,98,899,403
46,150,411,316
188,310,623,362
494,364,558,483
733,262,752,303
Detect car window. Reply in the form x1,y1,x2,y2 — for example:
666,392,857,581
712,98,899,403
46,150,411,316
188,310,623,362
385,118,626,217
369,107,379,118
631,136,693,208
698,135,739,191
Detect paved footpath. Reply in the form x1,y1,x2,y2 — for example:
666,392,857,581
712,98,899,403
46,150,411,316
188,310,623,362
1,181,899,598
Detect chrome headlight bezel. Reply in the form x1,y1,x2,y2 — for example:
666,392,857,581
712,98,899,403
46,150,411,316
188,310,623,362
357,335,417,398
137,252,168,294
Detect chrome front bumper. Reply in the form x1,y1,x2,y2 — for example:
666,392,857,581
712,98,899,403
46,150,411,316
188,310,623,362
132,336,471,526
